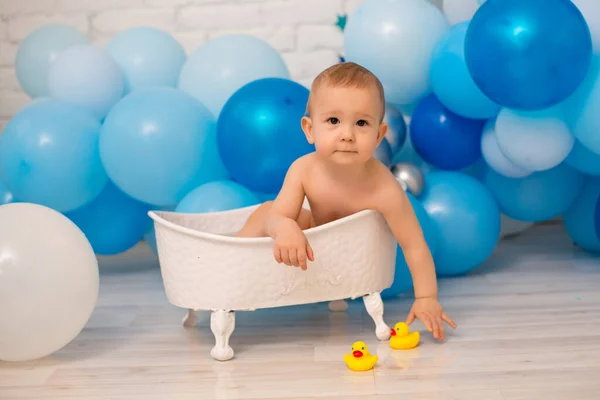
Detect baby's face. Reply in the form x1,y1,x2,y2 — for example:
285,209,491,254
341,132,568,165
302,85,387,166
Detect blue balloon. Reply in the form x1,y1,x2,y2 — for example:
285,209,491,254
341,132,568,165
106,27,187,94
465,0,592,110
565,140,600,176
0,99,107,212
100,87,229,207
374,138,393,167
566,56,600,154
420,171,501,276
383,104,407,155
382,193,437,298
217,78,314,193
178,34,290,117
65,182,152,256
595,195,600,242
15,24,90,98
343,0,449,105
482,163,586,222
410,94,485,170
0,179,14,205
176,180,260,213
430,22,500,119
48,45,125,119
563,178,600,253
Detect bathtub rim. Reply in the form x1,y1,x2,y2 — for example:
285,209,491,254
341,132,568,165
148,207,384,245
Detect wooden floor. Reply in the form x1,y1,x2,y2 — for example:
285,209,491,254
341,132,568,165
1,223,600,399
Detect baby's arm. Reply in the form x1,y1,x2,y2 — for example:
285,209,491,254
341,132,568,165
264,157,314,269
376,169,456,339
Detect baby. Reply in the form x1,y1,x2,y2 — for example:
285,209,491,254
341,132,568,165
236,62,456,340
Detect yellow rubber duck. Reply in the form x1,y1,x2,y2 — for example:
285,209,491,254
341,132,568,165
344,341,378,372
390,322,420,350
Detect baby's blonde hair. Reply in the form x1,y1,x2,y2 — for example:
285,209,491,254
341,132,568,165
306,62,386,122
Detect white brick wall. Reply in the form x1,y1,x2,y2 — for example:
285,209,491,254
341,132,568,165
0,0,444,129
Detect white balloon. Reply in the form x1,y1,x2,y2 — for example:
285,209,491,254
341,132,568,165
481,118,532,178
500,214,534,238
443,0,480,25
571,0,600,54
495,107,575,172
0,203,99,362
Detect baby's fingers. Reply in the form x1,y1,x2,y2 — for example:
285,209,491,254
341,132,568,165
297,249,308,270
434,316,445,340
442,313,457,329
288,249,299,267
306,242,315,262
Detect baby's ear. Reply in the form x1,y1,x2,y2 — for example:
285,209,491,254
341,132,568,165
301,116,314,144
377,122,388,145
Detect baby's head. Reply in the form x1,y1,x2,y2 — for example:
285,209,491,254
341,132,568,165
301,62,388,166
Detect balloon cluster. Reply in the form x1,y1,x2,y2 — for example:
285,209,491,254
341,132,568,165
342,0,600,296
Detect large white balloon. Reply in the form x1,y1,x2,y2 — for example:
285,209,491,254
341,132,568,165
0,203,99,362
481,118,532,178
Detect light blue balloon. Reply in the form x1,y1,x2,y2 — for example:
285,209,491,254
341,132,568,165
430,22,500,119
494,105,574,171
343,0,449,105
175,180,260,213
0,99,107,212
382,193,437,298
420,171,501,276
563,178,600,252
65,182,151,256
565,140,600,176
15,24,90,98
0,179,14,205
100,87,228,207
483,163,586,222
178,35,290,117
106,27,186,94
48,45,124,119
566,56,600,154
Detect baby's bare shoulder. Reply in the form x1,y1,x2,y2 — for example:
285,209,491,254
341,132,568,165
368,161,407,210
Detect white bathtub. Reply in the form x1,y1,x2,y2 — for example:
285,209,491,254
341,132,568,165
148,203,397,361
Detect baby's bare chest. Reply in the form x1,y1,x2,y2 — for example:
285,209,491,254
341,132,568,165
304,182,378,226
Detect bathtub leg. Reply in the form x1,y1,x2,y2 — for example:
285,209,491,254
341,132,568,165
363,292,391,341
328,299,348,312
182,309,198,327
210,310,235,361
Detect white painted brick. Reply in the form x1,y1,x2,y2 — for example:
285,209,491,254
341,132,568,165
0,91,30,118
178,3,262,31
172,31,208,54
8,13,89,41
56,0,145,12
344,0,363,14
0,67,19,91
0,0,57,16
0,18,7,41
145,0,226,7
208,26,294,52
297,25,342,52
0,41,18,66
93,9,174,35
282,49,340,80
262,0,343,25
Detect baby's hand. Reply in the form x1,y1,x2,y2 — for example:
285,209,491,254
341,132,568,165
405,297,456,341
273,220,314,270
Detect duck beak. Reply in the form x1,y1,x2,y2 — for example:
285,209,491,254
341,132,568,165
353,350,363,358
390,328,396,336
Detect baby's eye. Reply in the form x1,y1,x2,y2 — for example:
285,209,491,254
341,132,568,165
356,120,368,127
327,117,340,124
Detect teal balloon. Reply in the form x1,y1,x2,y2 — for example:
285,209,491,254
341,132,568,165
0,99,107,212
482,163,586,222
100,87,228,207
421,171,501,276
65,182,152,256
465,0,593,110
178,34,290,117
0,179,14,205
566,56,600,154
106,27,186,93
175,180,260,213
565,140,600,176
563,178,600,253
382,193,437,298
343,0,449,105
15,24,90,98
48,45,125,119
430,22,499,119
